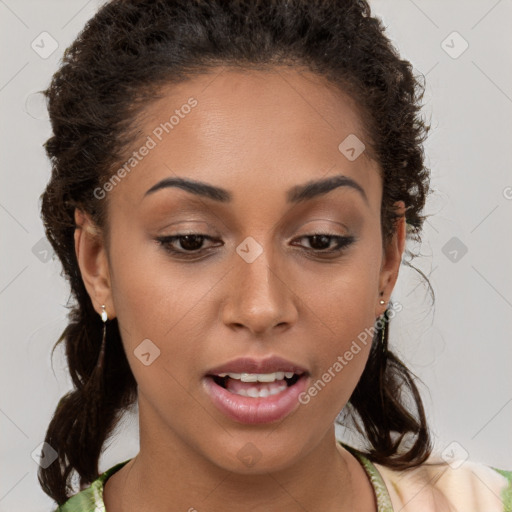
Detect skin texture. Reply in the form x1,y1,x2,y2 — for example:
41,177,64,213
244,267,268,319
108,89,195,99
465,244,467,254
74,67,406,511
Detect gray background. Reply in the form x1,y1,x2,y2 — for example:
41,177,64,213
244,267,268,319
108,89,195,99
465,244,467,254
1,0,511,510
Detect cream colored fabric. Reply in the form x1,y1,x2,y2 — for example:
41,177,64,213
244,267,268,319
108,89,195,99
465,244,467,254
376,457,512,511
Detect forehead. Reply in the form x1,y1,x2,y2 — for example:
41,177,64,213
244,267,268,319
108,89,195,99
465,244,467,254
109,67,381,211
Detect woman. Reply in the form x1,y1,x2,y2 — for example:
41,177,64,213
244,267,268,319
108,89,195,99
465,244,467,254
38,0,511,510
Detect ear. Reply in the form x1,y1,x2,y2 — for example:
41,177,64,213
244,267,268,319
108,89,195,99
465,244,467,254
375,200,406,318
74,208,116,319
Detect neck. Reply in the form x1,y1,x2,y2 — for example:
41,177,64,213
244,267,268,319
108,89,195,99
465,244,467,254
108,400,375,512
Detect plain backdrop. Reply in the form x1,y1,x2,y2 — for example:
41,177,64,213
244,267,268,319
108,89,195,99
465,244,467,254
1,1,511,510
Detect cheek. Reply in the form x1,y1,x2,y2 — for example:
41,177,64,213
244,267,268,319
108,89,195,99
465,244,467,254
107,229,208,381
108,222,207,336
294,237,382,411
297,276,377,419
106,235,224,437
296,232,382,336
108,252,205,414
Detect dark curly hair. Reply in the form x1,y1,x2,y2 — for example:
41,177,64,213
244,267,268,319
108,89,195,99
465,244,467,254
38,0,433,505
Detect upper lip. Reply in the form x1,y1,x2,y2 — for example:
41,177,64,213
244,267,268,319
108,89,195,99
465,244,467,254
206,356,309,376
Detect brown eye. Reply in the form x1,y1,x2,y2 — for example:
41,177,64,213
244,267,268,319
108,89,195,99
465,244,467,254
292,233,355,254
156,233,220,257
174,234,206,251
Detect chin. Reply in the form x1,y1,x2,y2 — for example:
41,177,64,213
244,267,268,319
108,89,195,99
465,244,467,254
203,429,314,475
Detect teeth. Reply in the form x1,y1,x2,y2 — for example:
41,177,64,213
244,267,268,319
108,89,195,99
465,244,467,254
217,372,298,382
234,383,288,398
241,373,258,382
247,388,259,397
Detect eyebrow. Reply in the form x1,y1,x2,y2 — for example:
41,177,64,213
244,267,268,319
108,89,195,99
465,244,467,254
144,174,368,205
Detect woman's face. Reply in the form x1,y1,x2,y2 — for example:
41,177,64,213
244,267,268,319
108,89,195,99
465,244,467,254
77,67,405,474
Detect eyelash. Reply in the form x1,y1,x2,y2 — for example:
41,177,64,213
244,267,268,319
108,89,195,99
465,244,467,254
155,232,356,259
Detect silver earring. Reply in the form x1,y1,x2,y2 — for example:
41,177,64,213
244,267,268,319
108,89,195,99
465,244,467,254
379,299,386,305
98,304,108,369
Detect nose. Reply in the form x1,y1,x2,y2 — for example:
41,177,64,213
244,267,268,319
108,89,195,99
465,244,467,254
220,241,299,337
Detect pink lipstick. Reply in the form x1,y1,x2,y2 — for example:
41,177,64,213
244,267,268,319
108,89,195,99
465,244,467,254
203,356,309,424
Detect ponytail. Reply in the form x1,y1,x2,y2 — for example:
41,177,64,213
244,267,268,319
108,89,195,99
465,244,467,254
38,296,137,505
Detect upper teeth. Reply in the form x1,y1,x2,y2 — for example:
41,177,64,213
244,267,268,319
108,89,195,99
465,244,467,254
217,372,295,382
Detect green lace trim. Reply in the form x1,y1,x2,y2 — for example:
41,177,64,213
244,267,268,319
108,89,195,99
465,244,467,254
54,460,131,512
340,442,394,511
492,468,512,512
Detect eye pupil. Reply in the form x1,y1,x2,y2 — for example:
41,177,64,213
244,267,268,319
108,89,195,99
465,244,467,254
309,235,331,250
180,234,204,251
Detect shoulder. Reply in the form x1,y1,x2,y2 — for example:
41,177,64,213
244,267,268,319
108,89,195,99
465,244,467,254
52,460,132,512
374,455,512,512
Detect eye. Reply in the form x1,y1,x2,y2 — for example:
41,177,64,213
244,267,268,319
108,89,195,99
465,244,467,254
292,233,356,255
156,234,220,256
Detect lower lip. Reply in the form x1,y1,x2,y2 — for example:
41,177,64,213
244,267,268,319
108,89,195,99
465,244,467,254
202,375,309,425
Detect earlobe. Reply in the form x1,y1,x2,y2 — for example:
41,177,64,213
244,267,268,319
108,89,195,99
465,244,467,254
74,208,115,318
375,201,406,317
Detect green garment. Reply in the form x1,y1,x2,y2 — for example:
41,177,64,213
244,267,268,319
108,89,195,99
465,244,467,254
54,442,512,511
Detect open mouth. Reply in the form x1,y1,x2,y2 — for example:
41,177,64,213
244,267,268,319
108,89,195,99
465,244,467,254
203,363,310,424
210,372,305,398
